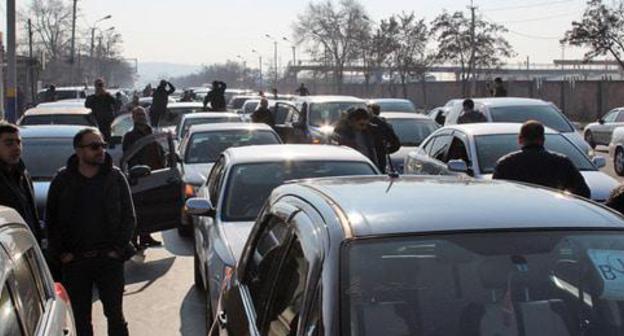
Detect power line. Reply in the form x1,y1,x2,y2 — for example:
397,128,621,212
506,29,562,40
501,12,578,24
484,0,573,12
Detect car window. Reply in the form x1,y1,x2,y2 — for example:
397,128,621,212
308,102,367,128
178,117,242,139
615,111,624,123
11,249,45,335
22,138,75,180
185,131,280,164
0,285,24,336
421,136,437,155
376,101,416,113
207,157,226,205
263,236,309,336
387,118,439,146
112,114,134,137
604,110,618,123
489,105,574,132
428,134,453,162
245,217,292,326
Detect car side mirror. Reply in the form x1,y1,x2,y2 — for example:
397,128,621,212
592,156,607,169
447,159,468,173
129,165,151,180
185,197,215,217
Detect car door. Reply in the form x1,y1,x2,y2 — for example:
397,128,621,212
426,133,454,162
596,109,619,144
447,131,472,169
607,109,624,144
273,103,306,144
120,132,183,234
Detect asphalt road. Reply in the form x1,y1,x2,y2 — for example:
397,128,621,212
89,146,624,336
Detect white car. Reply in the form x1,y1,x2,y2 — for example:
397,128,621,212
585,107,624,148
406,123,618,202
187,144,380,325
0,206,76,336
444,97,591,155
381,112,439,173
176,112,243,141
609,126,624,176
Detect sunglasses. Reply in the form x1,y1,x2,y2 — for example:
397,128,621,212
79,142,108,150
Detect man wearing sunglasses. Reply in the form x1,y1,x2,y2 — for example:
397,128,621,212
0,122,42,242
46,128,136,336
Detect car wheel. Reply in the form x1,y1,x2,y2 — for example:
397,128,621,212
615,148,624,176
585,131,597,149
194,251,205,292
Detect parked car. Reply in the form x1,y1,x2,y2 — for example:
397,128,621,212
381,112,439,173
584,107,624,148
228,95,259,112
199,174,624,335
443,97,592,155
36,86,90,103
36,99,86,109
138,96,176,109
273,95,367,144
407,123,617,201
608,126,624,176
176,112,243,141
18,106,97,127
368,98,417,113
0,206,76,336
177,123,282,235
186,144,380,325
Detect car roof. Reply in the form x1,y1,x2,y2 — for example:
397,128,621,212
0,206,29,229
37,86,86,93
380,112,432,120
168,102,204,108
441,122,558,136
23,106,92,116
37,99,86,107
284,175,624,237
223,144,372,165
187,122,274,134
369,98,413,103
293,95,366,104
19,125,87,138
182,112,240,120
471,97,551,107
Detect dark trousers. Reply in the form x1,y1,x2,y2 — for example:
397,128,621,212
96,118,113,142
150,110,162,128
63,257,128,336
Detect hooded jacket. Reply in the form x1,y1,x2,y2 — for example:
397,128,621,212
0,160,41,241
45,153,136,258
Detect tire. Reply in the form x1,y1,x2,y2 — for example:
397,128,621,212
194,251,205,292
615,148,624,176
585,130,597,149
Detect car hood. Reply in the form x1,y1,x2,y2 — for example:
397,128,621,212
33,181,51,218
563,131,592,155
480,171,618,202
222,221,256,262
183,163,214,186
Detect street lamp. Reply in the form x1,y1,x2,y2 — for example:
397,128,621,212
265,34,278,89
252,49,263,86
90,15,112,57
282,37,296,66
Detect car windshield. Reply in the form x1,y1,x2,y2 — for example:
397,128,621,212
343,230,624,336
309,102,367,127
20,114,93,126
475,134,595,174
377,101,416,113
177,117,241,138
489,105,574,132
21,138,74,180
387,118,439,146
223,161,376,221
185,131,280,164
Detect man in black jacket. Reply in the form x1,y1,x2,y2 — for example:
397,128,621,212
493,120,591,198
457,99,487,124
203,80,227,111
368,104,401,173
151,80,176,127
85,78,116,142
0,123,41,242
332,108,380,169
46,128,136,336
251,98,275,127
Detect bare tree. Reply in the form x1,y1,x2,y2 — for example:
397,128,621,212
25,0,74,60
391,13,432,99
431,10,514,96
363,17,399,94
562,0,624,70
294,0,371,92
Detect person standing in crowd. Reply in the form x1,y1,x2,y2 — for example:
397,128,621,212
457,98,487,124
151,80,176,128
122,107,164,248
332,108,379,168
368,104,401,173
493,120,590,198
85,78,116,142
251,98,275,127
114,92,124,116
44,84,57,102
295,83,310,96
203,80,227,111
123,94,141,115
142,84,153,97
0,123,42,242
606,185,624,215
271,88,278,100
46,128,135,336
490,77,508,97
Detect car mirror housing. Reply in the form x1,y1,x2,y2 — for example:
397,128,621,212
185,197,215,217
128,165,151,180
447,159,469,173
592,156,607,169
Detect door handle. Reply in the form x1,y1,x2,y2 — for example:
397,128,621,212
217,310,228,327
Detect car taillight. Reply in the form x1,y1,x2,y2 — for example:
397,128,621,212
184,184,196,198
55,282,71,304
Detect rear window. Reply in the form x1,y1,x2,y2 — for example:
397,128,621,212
185,130,280,164
177,116,241,138
20,114,94,126
387,118,439,146
489,105,574,132
377,101,416,113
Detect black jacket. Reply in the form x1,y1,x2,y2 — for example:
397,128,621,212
457,110,487,124
370,116,401,172
332,120,379,168
46,153,136,258
152,82,176,114
85,93,116,123
606,185,624,215
493,145,591,198
0,160,41,241
251,107,275,127
122,125,165,170
203,82,227,111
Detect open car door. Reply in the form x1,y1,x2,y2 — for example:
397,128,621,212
273,102,306,143
120,132,183,234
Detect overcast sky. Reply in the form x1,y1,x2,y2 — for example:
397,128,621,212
13,0,593,67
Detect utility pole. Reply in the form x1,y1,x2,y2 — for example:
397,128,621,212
0,33,4,119
273,41,278,89
28,19,35,103
70,0,78,83
6,0,17,122
90,28,96,58
468,0,477,97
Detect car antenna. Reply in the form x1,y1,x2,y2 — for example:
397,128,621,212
386,153,400,179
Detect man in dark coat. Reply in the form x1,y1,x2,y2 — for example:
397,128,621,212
368,104,401,173
457,98,487,124
151,80,176,128
203,80,227,111
332,108,380,168
295,83,310,96
251,98,275,127
493,120,591,198
0,122,42,242
122,107,164,248
46,128,136,336
85,78,116,142
491,77,508,97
